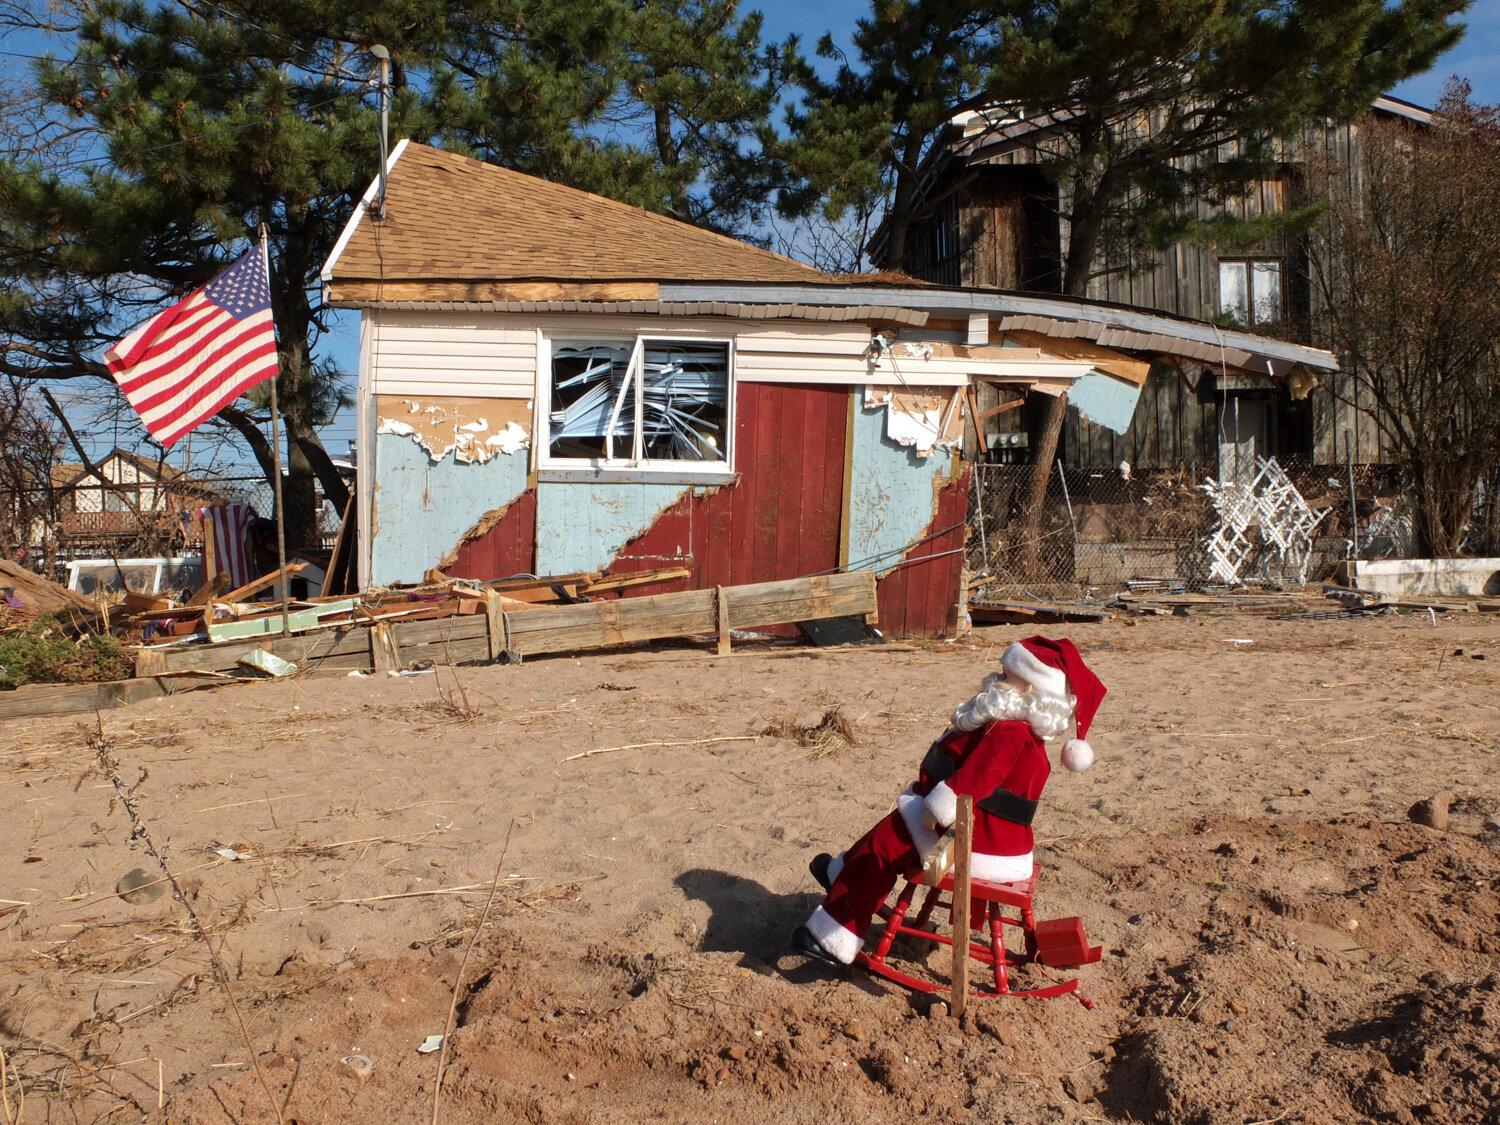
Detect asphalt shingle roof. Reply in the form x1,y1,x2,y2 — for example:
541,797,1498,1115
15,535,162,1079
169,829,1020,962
328,143,831,286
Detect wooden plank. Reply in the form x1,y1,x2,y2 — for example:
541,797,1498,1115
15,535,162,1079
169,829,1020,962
185,572,230,607
485,591,504,661
952,795,974,1023
975,397,1024,421
322,493,357,598
370,622,401,671
0,673,232,720
133,573,879,674
716,586,731,655
966,386,989,456
221,561,310,604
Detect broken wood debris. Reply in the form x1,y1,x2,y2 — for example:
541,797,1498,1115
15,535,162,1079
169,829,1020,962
132,571,879,681
3,569,879,719
968,601,1114,625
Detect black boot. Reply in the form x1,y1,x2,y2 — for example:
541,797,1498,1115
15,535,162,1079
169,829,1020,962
790,925,842,967
808,852,833,891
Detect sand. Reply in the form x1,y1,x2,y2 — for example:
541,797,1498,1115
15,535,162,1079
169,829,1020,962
1,611,1497,1124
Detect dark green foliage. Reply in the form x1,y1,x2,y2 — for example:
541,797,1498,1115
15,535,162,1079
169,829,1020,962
0,0,795,542
0,612,133,687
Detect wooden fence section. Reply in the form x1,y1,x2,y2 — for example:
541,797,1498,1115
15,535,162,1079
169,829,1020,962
133,571,879,678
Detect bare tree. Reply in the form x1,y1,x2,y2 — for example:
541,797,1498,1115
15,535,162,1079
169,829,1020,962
1305,82,1500,557
0,377,64,570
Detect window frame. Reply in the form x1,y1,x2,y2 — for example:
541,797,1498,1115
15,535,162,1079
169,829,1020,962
1216,257,1284,328
538,332,736,482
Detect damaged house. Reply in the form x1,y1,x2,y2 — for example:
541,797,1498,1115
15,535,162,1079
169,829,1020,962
321,142,1336,636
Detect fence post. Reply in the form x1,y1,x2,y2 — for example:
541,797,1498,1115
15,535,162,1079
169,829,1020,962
971,465,988,570
1345,432,1358,555
1056,460,1077,545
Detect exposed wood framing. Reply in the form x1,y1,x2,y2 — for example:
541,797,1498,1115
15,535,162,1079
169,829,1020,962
999,328,1152,386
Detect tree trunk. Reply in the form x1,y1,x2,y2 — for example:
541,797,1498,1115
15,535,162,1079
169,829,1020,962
1014,174,1103,579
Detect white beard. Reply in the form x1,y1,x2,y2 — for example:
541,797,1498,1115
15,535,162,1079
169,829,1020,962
952,674,1074,742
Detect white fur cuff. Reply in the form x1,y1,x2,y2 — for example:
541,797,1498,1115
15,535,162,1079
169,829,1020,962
1002,642,1067,696
924,781,958,829
971,850,1035,884
826,853,846,884
806,906,862,964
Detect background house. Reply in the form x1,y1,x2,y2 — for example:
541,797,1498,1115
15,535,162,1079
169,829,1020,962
872,95,1434,481
320,143,1334,634
51,449,222,558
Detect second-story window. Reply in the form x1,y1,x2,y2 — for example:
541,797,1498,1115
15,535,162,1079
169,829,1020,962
1218,259,1282,327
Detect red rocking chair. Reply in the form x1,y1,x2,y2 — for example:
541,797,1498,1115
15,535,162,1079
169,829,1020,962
855,861,1102,1008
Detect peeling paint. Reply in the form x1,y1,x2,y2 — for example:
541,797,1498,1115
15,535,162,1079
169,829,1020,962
534,480,692,575
863,385,963,457
375,395,532,464
847,389,955,577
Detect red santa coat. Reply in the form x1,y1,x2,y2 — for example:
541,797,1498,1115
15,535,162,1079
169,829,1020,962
809,718,1051,961
908,719,1051,878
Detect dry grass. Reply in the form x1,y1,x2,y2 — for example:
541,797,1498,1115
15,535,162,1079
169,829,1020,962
422,882,583,950
761,706,857,759
1,1042,24,1125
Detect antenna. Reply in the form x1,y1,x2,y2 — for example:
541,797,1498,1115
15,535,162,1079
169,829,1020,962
370,45,391,220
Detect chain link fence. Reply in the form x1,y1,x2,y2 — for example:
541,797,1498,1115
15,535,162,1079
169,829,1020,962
965,454,1422,600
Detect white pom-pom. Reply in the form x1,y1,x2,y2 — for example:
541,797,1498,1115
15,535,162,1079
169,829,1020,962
1061,738,1093,772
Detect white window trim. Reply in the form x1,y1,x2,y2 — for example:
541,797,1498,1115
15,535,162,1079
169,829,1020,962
536,332,737,483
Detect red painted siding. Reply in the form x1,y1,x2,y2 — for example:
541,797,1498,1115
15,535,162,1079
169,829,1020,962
446,490,537,580
874,467,971,638
611,382,849,592
444,384,967,638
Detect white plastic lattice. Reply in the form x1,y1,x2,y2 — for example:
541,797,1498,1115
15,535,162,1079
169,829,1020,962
1201,457,1328,585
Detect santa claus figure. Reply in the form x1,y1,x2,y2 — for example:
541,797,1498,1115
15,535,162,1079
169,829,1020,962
791,635,1106,967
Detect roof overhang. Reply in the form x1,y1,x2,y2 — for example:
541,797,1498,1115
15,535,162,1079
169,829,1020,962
656,282,1340,376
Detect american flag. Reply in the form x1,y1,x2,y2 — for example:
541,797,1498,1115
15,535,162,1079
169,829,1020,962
105,241,280,449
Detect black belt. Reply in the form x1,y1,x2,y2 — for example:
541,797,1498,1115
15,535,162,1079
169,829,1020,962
977,786,1038,826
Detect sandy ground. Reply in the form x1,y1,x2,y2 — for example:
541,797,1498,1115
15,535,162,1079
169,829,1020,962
1,610,1498,1125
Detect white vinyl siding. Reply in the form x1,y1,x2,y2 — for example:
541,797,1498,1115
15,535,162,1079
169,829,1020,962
368,311,537,398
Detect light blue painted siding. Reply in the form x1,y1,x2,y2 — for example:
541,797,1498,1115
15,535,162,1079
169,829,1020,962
370,435,530,586
1068,372,1144,435
534,481,690,574
846,399,953,576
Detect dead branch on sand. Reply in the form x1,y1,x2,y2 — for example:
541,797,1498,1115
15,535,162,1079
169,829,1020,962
432,819,515,1125
558,735,760,762
89,712,285,1125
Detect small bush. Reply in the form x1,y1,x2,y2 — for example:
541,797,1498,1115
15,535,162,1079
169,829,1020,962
0,612,132,688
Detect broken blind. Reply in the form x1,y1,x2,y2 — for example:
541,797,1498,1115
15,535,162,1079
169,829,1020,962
548,338,729,464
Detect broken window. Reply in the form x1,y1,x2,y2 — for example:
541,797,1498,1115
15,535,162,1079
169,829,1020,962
1217,259,1282,327
547,338,730,466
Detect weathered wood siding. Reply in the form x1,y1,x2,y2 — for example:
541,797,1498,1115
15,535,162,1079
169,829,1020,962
1064,367,1219,467
447,491,537,580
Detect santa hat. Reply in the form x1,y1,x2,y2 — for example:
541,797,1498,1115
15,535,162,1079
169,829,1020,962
1001,636,1107,771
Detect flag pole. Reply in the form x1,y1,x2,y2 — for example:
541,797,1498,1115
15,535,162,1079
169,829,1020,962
260,224,291,639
